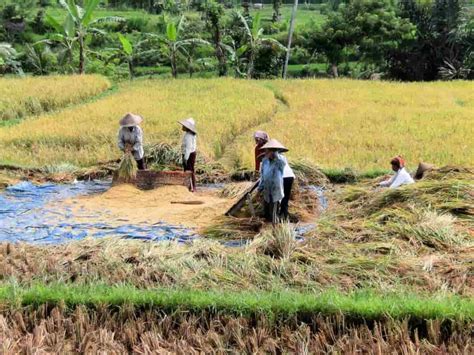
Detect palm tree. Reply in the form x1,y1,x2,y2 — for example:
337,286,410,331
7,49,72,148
52,0,123,74
236,12,286,78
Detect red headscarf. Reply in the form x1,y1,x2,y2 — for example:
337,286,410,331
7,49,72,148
390,156,406,168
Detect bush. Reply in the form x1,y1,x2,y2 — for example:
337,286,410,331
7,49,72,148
125,16,150,33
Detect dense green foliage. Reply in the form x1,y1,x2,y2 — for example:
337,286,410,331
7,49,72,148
0,0,472,80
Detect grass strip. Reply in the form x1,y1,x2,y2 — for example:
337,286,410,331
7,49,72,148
0,284,472,321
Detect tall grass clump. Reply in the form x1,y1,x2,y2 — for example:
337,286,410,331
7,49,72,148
0,75,110,122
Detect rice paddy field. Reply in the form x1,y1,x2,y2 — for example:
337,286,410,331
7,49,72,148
0,78,472,173
0,75,111,125
0,76,473,353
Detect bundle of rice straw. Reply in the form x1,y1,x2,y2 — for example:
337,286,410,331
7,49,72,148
117,152,137,181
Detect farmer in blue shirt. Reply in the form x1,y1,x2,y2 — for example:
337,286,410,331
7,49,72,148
258,139,288,224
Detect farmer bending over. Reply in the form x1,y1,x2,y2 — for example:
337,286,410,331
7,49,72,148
118,113,145,170
258,139,287,224
179,118,197,192
379,156,414,189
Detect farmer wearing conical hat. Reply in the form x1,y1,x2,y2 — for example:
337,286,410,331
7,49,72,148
254,130,269,172
258,139,287,224
179,118,197,192
118,113,145,170
379,156,414,189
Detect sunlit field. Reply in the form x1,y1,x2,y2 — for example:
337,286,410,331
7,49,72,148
0,75,110,123
0,77,472,171
226,80,474,171
0,79,275,167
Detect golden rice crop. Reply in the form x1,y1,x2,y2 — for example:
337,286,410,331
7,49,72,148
0,79,276,167
0,78,472,171
0,75,111,121
226,79,474,171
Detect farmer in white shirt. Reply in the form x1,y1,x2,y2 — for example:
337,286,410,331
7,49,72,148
117,113,145,170
279,154,295,220
179,118,197,192
379,156,415,189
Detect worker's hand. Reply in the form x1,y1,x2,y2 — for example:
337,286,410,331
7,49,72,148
125,143,132,153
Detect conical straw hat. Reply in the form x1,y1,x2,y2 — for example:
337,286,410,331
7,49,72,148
179,118,197,133
260,139,288,152
415,162,434,180
120,113,143,127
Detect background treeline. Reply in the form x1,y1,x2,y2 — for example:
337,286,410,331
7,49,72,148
0,0,472,80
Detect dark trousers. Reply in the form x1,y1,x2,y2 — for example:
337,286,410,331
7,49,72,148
183,152,197,191
264,197,279,224
136,158,145,170
280,177,294,220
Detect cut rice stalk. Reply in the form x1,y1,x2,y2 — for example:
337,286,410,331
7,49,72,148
117,152,137,181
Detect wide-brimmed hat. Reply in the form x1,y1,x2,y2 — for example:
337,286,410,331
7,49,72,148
414,162,434,180
120,113,143,127
179,118,197,133
254,130,269,141
260,139,288,152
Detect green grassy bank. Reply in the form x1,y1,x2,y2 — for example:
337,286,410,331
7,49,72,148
1,284,472,321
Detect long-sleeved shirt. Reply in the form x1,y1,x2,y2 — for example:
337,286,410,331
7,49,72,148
258,153,285,203
182,131,197,161
379,167,415,189
117,126,144,160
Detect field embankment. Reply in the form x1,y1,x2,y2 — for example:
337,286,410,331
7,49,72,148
0,75,111,125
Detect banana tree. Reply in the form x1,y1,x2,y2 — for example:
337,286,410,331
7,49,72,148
0,43,23,75
150,16,210,78
106,34,159,80
53,0,123,74
236,12,286,78
45,13,76,72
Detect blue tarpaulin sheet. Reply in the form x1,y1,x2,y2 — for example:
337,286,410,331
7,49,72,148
0,180,198,244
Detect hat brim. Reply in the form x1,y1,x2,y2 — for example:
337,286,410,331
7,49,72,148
120,114,143,127
265,147,289,153
179,120,197,133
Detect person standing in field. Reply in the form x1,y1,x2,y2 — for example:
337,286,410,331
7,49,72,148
279,153,295,220
254,130,269,172
179,118,197,192
258,139,287,224
117,113,145,170
379,156,415,189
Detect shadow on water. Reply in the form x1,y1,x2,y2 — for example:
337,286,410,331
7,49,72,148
0,180,198,244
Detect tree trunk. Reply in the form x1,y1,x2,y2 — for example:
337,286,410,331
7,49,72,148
331,63,338,78
282,0,298,79
171,51,177,78
128,59,134,80
247,50,255,79
78,34,85,74
215,27,227,76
